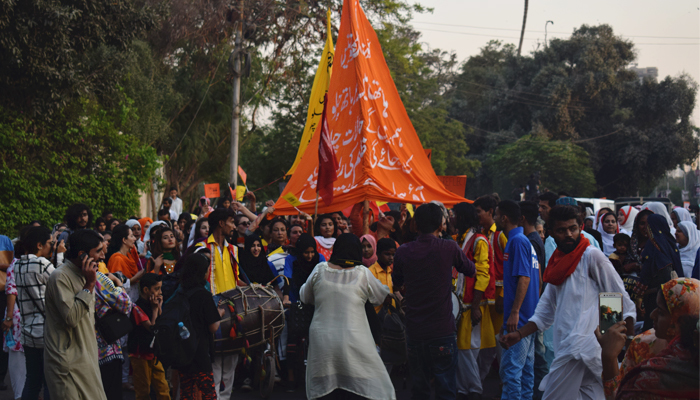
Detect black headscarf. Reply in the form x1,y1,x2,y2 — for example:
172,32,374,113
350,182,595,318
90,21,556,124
641,214,684,282
291,233,320,294
239,235,275,284
329,233,363,267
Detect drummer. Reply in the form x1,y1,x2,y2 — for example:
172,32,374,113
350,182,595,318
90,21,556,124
194,208,247,400
452,203,497,399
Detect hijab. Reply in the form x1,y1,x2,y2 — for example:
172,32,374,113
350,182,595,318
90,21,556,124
360,234,377,267
138,217,153,240
596,212,618,257
144,220,167,243
292,233,320,291
618,206,639,235
629,210,654,266
640,214,684,282
238,235,275,284
672,208,692,224
329,233,362,267
677,221,700,278
642,202,675,234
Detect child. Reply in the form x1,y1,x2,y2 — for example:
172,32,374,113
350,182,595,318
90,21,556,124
368,238,397,314
128,273,171,400
609,233,635,276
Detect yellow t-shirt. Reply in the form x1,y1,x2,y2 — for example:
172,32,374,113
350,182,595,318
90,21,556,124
196,235,239,294
368,262,394,313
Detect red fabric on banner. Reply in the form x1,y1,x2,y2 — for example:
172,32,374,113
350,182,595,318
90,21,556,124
317,93,338,206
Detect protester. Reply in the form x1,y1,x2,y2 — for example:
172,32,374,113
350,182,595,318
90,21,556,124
618,206,639,235
642,202,675,234
544,198,601,265
169,187,184,215
176,254,223,400
597,212,619,257
289,224,304,247
300,233,395,400
146,227,180,275
452,202,496,400
128,273,170,400
138,218,152,241
314,214,336,261
495,200,540,400
368,238,396,314
44,229,107,399
393,203,476,400
188,217,209,248
239,235,279,288
360,233,377,268
500,205,635,400
677,221,700,278
597,278,699,399
2,260,25,400
670,207,692,231
285,233,325,304
107,224,144,287
125,219,145,255
13,227,54,400
640,214,684,330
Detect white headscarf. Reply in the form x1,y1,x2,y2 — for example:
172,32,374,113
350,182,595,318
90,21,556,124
596,212,618,256
673,208,692,224
678,221,700,278
618,206,639,235
642,202,675,235
144,220,167,243
124,219,140,229
125,219,144,253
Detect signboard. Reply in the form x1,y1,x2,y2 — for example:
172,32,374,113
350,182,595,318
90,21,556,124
437,175,467,197
204,183,220,198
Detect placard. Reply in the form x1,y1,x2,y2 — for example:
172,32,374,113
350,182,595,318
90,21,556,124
204,183,220,198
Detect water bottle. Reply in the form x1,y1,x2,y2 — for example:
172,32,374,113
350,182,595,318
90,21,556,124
4,331,15,348
178,322,190,340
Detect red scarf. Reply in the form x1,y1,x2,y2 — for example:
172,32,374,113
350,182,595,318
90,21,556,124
544,234,590,285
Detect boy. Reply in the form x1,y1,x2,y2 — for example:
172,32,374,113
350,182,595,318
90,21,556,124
369,238,397,313
608,233,631,276
128,273,170,400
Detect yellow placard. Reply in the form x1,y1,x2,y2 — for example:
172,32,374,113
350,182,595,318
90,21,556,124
405,203,414,217
235,186,246,201
282,192,302,207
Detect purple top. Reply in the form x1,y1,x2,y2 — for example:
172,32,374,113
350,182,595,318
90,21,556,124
392,234,475,341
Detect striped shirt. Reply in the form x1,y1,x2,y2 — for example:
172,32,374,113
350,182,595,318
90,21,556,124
15,254,55,348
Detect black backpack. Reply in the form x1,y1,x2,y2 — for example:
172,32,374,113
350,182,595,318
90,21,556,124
152,286,200,369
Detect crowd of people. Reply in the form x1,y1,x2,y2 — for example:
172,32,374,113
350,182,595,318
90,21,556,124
0,186,698,400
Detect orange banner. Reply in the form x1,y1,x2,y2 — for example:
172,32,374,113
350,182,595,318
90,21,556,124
438,176,467,197
204,183,220,198
272,0,468,214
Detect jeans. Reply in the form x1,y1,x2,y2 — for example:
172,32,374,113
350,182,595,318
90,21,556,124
407,334,457,400
533,330,552,400
22,346,49,400
499,334,534,400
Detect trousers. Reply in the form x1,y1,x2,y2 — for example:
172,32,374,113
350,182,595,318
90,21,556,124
499,334,534,400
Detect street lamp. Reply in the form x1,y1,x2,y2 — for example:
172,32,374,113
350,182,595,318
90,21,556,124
545,20,554,47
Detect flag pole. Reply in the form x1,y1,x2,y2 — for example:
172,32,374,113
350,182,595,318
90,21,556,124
312,192,320,237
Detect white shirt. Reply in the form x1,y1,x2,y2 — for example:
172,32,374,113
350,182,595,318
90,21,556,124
170,197,183,215
169,209,178,222
529,246,636,378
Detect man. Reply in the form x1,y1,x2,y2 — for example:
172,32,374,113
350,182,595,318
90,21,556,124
452,203,496,400
168,187,183,215
537,192,558,232
195,208,247,400
393,203,475,400
473,195,507,381
58,203,93,246
161,198,179,222
494,200,539,400
501,206,635,400
369,238,397,314
157,208,171,228
44,229,107,399
544,198,601,265
519,201,550,400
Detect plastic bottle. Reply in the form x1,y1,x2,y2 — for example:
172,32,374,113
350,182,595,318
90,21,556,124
178,322,190,340
4,331,15,348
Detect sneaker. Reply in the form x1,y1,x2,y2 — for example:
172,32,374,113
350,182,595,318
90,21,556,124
241,378,252,392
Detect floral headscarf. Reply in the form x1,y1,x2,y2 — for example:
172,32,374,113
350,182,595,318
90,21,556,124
661,277,700,325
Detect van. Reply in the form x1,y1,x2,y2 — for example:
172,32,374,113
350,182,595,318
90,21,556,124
574,198,615,216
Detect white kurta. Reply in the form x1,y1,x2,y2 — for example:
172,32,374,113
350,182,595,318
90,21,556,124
300,263,395,400
529,246,636,397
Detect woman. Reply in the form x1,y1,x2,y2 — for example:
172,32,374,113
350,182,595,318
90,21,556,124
597,278,699,399
238,235,279,288
285,233,325,303
642,202,675,234
639,215,684,330
627,210,654,273
3,260,25,400
597,212,619,257
289,225,304,247
670,208,692,231
267,218,290,283
147,227,181,275
107,224,145,289
618,206,639,235
198,196,214,218
233,215,251,247
108,218,121,232
314,215,336,261
299,234,395,400
187,217,210,248
177,254,223,399
595,208,615,229
177,213,194,246
137,217,152,241
676,221,700,278
95,217,107,233
125,219,144,255
360,234,377,268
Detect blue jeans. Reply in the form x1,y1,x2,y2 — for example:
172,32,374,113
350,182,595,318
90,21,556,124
22,346,50,400
499,334,534,400
407,334,457,400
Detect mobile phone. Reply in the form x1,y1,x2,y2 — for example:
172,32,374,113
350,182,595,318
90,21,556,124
599,292,623,335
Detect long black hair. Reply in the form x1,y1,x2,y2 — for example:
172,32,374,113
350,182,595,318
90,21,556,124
15,226,51,257
180,253,210,290
64,203,93,230
106,224,132,263
453,202,479,239
314,214,336,238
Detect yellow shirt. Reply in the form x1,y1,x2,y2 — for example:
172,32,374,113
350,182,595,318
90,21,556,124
369,262,393,313
196,235,239,294
482,223,507,296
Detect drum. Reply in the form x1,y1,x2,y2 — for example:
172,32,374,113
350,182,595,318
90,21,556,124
451,291,464,325
214,284,285,353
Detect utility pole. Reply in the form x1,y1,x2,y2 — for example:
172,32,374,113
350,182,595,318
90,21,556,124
229,0,244,188
545,20,553,47
517,0,529,56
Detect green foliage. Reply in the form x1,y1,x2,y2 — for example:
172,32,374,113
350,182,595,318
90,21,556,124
0,103,159,235
486,133,596,197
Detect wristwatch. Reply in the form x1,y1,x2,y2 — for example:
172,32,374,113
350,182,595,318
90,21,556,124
626,335,635,341
4,317,11,322
82,288,92,295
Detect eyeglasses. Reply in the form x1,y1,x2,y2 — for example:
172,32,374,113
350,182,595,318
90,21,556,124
239,221,251,226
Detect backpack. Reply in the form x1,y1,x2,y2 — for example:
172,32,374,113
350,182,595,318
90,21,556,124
152,286,200,369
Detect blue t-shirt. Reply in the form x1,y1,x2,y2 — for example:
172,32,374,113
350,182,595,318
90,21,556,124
502,227,540,330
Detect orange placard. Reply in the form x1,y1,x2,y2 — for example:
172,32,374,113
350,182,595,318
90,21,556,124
271,0,469,214
204,183,220,198
437,176,467,197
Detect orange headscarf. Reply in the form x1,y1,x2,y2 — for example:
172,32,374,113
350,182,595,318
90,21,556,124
107,247,141,279
138,218,153,240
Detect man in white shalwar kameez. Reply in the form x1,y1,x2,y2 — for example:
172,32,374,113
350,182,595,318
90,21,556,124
501,206,635,400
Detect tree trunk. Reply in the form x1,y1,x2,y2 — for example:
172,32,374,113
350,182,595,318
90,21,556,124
517,0,529,56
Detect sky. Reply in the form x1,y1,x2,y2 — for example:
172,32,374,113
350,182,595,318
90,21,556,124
408,0,700,125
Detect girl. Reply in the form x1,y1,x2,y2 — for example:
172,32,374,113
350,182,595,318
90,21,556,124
314,215,336,261
147,227,181,275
